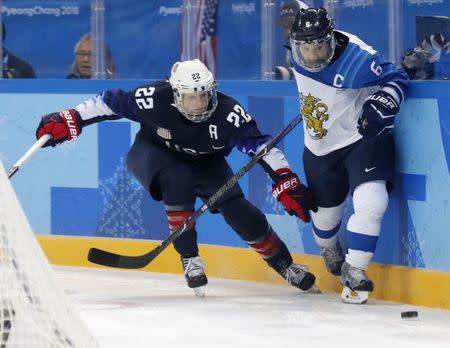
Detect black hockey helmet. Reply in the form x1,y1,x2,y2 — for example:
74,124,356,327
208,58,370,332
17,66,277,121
291,7,333,43
290,7,336,72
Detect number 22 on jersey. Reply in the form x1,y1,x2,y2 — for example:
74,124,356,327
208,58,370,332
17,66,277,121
227,105,252,128
135,87,156,110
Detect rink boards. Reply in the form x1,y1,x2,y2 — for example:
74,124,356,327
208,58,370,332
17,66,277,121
37,235,450,310
0,79,449,309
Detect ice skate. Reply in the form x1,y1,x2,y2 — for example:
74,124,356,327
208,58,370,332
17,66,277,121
320,241,344,276
340,261,373,304
280,263,320,293
181,256,208,297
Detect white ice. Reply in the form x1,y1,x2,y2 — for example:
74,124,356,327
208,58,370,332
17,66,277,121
56,266,450,348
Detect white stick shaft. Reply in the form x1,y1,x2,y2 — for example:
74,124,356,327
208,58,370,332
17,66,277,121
8,134,52,179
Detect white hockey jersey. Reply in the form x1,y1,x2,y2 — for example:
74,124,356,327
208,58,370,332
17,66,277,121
292,31,408,156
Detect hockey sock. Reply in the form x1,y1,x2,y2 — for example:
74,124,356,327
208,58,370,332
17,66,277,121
311,202,345,248
167,211,199,257
346,181,388,269
248,229,293,273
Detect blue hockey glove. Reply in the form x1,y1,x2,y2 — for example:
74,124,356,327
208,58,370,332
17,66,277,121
358,90,399,139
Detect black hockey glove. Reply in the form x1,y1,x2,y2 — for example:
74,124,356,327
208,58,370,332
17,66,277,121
358,90,399,139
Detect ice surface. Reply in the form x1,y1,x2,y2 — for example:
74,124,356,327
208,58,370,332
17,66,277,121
55,266,450,348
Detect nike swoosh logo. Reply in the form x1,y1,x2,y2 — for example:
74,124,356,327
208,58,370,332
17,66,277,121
212,145,225,150
365,167,376,173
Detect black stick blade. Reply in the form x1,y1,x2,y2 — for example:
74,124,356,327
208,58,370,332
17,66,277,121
88,248,122,267
88,247,161,269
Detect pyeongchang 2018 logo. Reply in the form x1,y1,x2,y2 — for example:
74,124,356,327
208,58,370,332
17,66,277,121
2,5,79,17
343,0,374,8
159,6,182,16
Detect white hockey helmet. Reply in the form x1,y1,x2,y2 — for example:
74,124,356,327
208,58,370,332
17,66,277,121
169,59,218,123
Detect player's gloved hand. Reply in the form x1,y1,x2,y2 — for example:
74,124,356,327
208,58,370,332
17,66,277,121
272,169,316,223
36,109,82,147
401,47,434,80
421,33,449,60
358,90,399,139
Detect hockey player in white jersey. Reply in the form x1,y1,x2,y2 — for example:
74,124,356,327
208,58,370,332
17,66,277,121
288,8,408,303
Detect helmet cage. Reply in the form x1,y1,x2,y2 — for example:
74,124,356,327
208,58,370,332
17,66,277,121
173,82,218,123
290,7,335,72
169,59,218,123
291,31,336,72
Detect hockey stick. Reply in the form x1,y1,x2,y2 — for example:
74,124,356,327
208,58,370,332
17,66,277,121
8,134,52,179
88,114,304,269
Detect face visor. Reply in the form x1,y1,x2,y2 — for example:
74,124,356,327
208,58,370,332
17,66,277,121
174,82,218,123
291,31,336,72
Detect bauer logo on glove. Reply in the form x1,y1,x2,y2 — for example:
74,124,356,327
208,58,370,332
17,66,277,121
272,169,315,223
36,109,82,147
272,175,299,199
358,90,399,139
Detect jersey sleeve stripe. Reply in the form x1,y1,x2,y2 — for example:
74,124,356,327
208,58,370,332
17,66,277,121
382,82,406,103
75,95,116,121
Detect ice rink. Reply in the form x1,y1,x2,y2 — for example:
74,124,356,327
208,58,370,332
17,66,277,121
55,266,450,348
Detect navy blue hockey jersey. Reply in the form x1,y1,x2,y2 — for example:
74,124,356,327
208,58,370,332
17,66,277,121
74,81,290,174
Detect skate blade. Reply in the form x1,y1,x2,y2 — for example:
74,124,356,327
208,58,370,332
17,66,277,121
303,283,321,294
193,286,206,297
341,287,368,304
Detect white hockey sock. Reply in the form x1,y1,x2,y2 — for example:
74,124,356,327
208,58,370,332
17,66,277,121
345,249,373,270
311,202,345,248
345,180,389,270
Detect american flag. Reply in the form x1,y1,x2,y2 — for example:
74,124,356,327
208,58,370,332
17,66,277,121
181,0,218,76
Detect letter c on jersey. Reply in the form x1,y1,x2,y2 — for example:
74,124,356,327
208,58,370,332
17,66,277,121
333,74,344,88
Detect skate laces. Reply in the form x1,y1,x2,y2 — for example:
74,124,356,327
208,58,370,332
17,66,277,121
320,244,343,265
347,266,367,281
282,263,308,284
342,263,370,287
182,256,205,277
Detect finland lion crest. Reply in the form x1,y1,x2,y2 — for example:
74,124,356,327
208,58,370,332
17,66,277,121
300,93,329,140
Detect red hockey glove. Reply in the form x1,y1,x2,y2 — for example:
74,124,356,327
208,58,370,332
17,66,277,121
36,109,82,147
272,169,315,223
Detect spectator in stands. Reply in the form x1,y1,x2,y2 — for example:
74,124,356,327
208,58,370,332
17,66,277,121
275,0,308,80
2,22,36,78
67,33,116,79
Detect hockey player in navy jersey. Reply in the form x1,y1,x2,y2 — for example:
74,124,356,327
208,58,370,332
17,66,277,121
288,8,409,303
35,59,319,296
